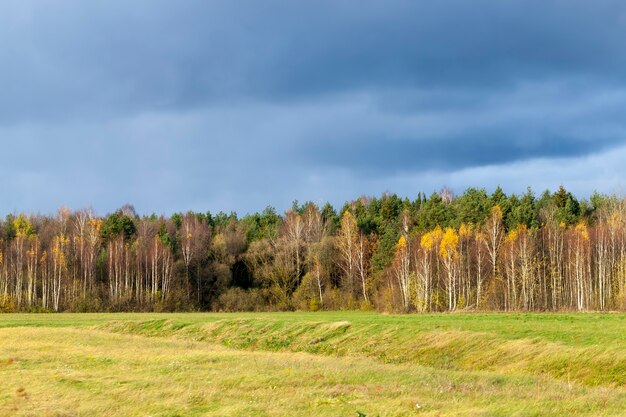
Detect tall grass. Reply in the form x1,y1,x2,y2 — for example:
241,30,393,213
0,312,624,416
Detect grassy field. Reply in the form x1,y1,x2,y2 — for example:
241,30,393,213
0,312,624,416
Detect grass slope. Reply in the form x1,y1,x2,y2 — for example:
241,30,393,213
0,312,624,416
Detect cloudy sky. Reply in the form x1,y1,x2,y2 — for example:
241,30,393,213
1,0,626,215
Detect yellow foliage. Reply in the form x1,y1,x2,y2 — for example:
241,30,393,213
90,218,103,233
575,222,589,241
507,229,518,243
52,234,70,267
420,233,434,250
341,210,355,226
439,227,459,259
396,235,407,250
13,213,33,237
608,212,622,229
491,205,503,222
420,226,443,250
459,223,472,238
432,225,443,240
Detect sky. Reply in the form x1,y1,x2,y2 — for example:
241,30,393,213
1,0,626,216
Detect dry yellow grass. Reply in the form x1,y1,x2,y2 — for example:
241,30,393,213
0,319,625,416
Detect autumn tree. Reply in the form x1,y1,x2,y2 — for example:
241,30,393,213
439,227,459,311
337,211,358,298
570,222,590,311
0,186,625,313
417,227,442,311
180,212,211,304
12,214,34,307
393,236,411,310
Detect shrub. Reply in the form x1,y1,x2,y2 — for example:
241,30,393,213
0,294,16,313
215,287,269,312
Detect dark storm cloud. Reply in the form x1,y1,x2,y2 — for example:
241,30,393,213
3,1,626,117
309,135,623,175
1,0,626,213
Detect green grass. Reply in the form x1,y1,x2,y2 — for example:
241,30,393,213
1,312,625,416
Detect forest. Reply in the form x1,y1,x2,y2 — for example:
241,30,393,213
1,185,625,313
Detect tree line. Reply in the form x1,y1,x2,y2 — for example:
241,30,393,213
1,186,626,312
